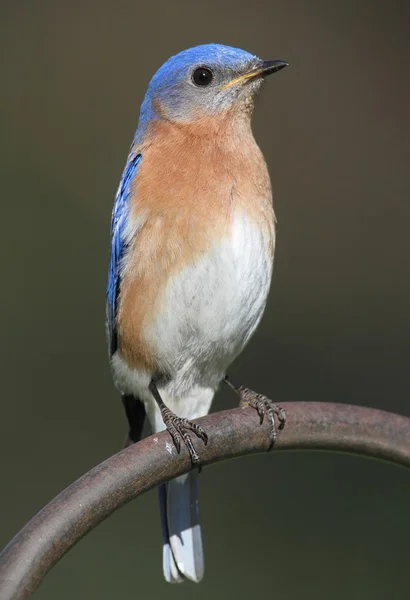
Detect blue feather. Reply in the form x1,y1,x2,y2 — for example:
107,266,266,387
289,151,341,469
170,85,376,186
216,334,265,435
134,44,257,144
107,152,142,355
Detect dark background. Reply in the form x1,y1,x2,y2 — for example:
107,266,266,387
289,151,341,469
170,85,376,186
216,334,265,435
1,1,410,598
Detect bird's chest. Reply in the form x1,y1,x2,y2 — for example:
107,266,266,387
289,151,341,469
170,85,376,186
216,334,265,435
117,123,275,375
144,208,275,375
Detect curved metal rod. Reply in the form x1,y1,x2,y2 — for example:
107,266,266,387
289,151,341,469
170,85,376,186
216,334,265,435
1,402,409,600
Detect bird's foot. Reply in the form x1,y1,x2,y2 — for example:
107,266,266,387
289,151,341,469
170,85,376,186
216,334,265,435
160,405,208,467
238,387,286,449
224,377,286,450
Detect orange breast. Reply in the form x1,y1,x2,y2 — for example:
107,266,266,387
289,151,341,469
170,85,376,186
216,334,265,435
116,113,274,372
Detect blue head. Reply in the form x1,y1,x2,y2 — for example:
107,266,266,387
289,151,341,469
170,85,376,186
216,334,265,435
137,44,287,132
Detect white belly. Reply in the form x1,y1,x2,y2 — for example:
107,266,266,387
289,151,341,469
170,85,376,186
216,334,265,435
112,210,274,431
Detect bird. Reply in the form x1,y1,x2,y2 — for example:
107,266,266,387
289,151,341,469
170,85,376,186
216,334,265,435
106,43,287,584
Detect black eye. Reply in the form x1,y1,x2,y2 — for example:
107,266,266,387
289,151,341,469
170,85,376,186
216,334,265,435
192,66,213,87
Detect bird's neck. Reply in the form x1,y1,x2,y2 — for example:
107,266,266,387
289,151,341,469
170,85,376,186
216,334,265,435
137,107,256,158
134,94,256,149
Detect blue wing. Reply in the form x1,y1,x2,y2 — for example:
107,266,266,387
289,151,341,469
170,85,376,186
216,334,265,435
106,152,142,356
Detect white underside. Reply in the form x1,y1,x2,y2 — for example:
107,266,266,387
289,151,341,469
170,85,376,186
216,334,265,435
112,210,274,433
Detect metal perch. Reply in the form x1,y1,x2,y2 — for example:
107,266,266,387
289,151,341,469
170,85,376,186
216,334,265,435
1,401,409,600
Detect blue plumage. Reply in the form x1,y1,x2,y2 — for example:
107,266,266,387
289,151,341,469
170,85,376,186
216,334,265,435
150,44,255,88
134,44,258,141
107,152,141,355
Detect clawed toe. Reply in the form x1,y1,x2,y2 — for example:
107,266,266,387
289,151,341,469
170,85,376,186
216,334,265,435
183,419,209,445
162,409,208,466
236,386,286,451
149,380,208,468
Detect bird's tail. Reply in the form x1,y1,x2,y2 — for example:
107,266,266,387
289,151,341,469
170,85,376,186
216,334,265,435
159,471,204,583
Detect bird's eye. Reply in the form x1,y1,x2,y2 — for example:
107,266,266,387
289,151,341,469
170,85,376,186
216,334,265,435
192,66,213,87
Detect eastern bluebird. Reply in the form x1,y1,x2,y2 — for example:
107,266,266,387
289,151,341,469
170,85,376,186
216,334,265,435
106,44,287,583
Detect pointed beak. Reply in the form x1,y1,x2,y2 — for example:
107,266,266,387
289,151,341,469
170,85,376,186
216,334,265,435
258,59,289,77
222,59,288,90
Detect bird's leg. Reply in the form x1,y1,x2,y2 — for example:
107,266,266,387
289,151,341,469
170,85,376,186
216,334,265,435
121,394,148,448
149,380,208,466
224,375,286,450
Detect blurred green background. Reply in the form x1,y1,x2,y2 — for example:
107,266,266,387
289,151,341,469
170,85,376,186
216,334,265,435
1,1,410,598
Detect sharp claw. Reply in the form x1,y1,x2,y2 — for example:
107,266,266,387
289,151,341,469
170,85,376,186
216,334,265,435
160,410,208,466
196,426,208,445
238,387,286,450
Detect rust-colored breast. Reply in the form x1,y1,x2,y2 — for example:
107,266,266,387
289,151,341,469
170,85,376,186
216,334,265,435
116,113,274,372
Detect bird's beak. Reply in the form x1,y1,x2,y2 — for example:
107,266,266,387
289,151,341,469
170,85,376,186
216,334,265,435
222,60,288,90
